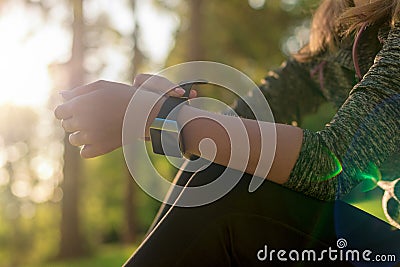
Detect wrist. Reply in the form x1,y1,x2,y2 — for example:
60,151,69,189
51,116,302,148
145,94,168,139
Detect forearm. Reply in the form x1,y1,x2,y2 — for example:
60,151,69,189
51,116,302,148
177,105,303,184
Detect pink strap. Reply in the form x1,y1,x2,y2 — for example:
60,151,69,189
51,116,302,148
352,22,369,80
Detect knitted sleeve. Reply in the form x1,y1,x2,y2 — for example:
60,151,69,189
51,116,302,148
284,23,400,201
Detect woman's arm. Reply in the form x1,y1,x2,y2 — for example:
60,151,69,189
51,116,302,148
54,24,399,202
53,77,304,184
171,23,400,200
177,105,303,184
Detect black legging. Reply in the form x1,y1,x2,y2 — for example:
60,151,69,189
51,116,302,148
123,163,400,267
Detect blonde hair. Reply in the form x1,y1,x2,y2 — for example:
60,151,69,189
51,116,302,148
296,0,400,61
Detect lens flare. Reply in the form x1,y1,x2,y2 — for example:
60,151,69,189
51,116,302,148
313,147,343,182
357,163,382,192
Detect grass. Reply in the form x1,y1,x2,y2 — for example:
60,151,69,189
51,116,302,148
345,184,390,225
26,244,136,267
350,198,389,224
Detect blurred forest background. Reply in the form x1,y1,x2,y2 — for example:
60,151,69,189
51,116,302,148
0,0,386,266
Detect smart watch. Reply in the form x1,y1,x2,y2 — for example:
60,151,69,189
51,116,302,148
149,80,207,158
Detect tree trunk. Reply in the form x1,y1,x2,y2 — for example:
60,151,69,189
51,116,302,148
123,0,144,244
123,166,137,244
58,0,88,259
187,0,204,60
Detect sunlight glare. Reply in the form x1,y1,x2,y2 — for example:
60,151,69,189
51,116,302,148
11,180,31,198
31,156,55,180
0,150,6,168
0,168,10,186
0,4,69,107
30,183,54,203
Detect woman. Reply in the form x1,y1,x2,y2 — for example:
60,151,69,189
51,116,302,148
55,0,400,266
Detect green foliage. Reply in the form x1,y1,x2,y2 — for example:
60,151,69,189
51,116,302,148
0,0,346,266
302,102,336,131
81,150,126,244
0,105,64,266
166,0,319,81
80,148,161,244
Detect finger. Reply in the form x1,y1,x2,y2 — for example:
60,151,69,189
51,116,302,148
59,80,109,101
80,144,112,158
69,131,90,147
166,88,198,98
167,88,186,97
59,90,74,101
189,89,197,98
61,118,80,133
80,145,97,158
134,74,179,94
54,102,74,120
132,74,153,87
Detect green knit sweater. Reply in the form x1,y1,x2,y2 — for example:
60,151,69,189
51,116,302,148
233,22,400,201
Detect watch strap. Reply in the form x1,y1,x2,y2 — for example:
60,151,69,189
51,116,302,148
150,97,186,157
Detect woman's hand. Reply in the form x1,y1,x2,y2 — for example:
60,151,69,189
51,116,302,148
54,75,197,158
55,80,135,158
